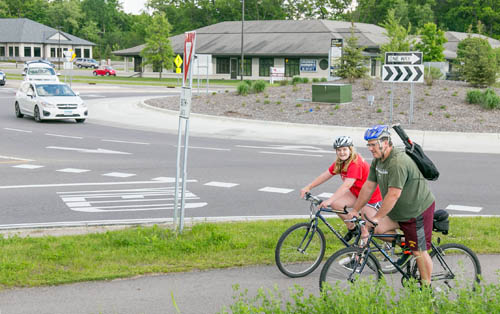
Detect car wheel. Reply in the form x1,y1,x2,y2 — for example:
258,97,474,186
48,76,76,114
15,102,24,118
105,72,110,76
77,64,82,68
34,106,42,122
93,71,97,76
75,119,85,123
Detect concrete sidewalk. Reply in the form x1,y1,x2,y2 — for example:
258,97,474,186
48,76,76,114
86,94,500,154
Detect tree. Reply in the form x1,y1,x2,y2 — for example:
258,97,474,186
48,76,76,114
456,36,497,87
335,23,368,83
379,9,415,61
415,22,447,62
140,12,174,79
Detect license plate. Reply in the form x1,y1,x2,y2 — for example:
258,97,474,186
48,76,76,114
64,110,73,115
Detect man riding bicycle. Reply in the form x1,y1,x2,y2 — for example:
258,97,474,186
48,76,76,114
350,125,436,285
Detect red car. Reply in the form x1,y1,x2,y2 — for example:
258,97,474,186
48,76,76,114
93,66,116,76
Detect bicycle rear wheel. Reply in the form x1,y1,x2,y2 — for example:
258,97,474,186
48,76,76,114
319,247,381,291
429,243,481,293
275,222,326,278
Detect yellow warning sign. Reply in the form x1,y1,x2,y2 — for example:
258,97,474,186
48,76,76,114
174,54,183,68
176,67,181,73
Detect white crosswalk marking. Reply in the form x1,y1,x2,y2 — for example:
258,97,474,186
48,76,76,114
57,168,90,173
317,192,334,198
12,164,44,169
259,187,294,194
102,172,136,178
445,204,483,213
204,181,239,188
58,187,207,213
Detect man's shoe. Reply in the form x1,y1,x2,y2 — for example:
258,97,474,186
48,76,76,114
343,227,358,242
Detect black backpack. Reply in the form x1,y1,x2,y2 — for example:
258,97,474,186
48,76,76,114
433,209,449,234
392,124,440,181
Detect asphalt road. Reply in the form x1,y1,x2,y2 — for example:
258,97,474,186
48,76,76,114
0,82,499,229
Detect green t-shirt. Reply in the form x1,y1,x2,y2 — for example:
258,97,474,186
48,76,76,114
368,148,435,221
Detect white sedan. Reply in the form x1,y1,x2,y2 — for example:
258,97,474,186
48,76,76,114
15,81,87,123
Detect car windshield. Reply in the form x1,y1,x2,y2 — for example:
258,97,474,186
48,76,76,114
27,67,56,76
36,84,76,97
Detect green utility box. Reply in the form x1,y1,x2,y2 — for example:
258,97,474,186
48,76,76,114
312,83,352,103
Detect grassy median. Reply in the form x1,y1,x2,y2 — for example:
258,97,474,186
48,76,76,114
0,217,499,289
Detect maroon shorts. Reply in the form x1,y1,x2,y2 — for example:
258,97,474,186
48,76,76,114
399,202,435,251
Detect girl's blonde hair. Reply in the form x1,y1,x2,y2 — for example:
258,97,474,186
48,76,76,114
334,146,358,174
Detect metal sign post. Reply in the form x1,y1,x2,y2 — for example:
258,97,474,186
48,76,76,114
174,31,196,233
382,52,424,125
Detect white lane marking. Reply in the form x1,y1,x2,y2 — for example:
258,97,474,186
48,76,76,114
0,155,34,162
47,146,131,155
102,172,136,178
0,179,197,190
56,168,90,173
4,128,32,133
445,204,483,213
122,195,145,199
181,146,231,151
237,144,333,154
102,139,150,145
318,192,334,198
152,177,176,182
259,187,294,194
58,186,176,195
68,202,208,213
259,151,323,157
12,164,44,169
45,133,83,139
204,181,239,188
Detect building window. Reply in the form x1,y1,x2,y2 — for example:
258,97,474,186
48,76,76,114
319,59,328,70
237,58,252,76
14,47,19,57
75,48,81,58
84,48,90,58
51,48,56,58
24,47,32,57
9,47,13,57
285,58,300,77
259,58,274,76
34,47,41,57
216,57,230,74
0,47,5,57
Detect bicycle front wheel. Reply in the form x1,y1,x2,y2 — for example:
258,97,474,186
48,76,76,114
275,222,326,278
430,243,481,292
319,247,381,291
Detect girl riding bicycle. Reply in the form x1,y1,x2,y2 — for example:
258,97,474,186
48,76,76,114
300,136,382,241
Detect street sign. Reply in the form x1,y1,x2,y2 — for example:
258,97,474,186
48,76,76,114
382,64,424,83
385,52,422,65
183,32,196,83
174,54,183,68
329,38,343,78
179,87,192,119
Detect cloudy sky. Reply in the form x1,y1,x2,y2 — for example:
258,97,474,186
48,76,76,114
121,0,148,14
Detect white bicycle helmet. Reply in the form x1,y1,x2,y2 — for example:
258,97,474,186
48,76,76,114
333,136,353,149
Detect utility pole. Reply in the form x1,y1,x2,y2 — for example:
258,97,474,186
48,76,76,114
240,0,244,81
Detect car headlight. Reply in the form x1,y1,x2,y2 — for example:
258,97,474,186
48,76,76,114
40,101,55,108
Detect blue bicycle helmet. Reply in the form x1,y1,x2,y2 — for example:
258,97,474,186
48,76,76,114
364,125,391,141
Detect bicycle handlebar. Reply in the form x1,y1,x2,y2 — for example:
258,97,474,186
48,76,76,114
303,192,348,214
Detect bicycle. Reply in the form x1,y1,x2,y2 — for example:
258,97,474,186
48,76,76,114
275,192,399,278
319,213,482,294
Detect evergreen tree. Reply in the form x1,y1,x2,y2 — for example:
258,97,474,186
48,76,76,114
457,36,497,87
140,12,174,79
379,9,415,62
415,22,447,62
335,23,368,83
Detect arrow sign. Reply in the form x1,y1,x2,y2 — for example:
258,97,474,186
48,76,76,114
46,146,131,155
385,52,422,65
382,65,424,83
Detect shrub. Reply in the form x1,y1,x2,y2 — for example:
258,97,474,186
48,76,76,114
481,88,500,109
244,79,253,87
361,77,374,90
301,77,309,83
252,80,267,93
320,77,327,82
292,76,302,85
279,79,289,86
312,78,320,83
236,82,249,96
466,90,483,104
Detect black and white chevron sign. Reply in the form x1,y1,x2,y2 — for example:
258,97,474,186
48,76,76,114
382,65,424,83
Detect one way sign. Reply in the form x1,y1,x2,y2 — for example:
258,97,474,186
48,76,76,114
383,64,424,83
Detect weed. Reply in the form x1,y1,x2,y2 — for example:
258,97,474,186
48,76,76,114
276,101,281,105
212,92,217,95
440,105,447,110
377,108,382,113
452,91,458,96
445,113,451,118
241,102,246,107
263,100,270,105
334,104,340,110
255,98,260,103
428,111,433,116
295,104,302,107
292,86,299,92
236,83,249,96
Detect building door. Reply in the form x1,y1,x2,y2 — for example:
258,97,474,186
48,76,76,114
371,58,377,76
134,56,143,72
230,58,237,79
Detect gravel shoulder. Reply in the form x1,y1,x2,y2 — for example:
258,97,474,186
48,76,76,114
146,78,500,133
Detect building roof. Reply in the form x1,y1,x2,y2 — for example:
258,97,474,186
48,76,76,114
114,20,389,57
0,18,95,46
444,31,500,59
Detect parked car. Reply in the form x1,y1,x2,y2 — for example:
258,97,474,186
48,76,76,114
74,58,99,69
24,59,55,69
15,81,87,123
0,71,6,86
93,66,116,76
23,62,60,82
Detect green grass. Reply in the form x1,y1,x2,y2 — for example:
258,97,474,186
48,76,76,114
0,217,498,289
